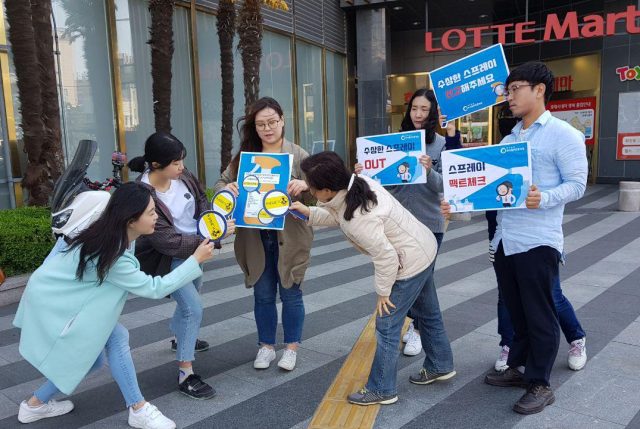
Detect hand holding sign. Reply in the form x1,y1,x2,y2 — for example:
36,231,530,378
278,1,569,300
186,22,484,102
289,201,311,220
525,185,542,209
223,182,240,197
262,190,309,221
193,239,215,264
440,199,452,216
287,179,309,197
418,154,433,173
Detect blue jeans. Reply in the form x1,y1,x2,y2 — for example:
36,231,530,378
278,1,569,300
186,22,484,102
253,230,305,345
366,263,454,396
408,232,444,332
496,269,586,347
170,258,204,362
34,323,144,407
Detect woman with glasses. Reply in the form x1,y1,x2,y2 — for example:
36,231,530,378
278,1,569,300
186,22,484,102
214,97,314,371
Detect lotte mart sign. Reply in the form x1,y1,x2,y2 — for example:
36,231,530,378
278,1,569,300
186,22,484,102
425,6,640,52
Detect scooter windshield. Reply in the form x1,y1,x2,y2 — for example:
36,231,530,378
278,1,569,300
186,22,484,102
50,140,97,213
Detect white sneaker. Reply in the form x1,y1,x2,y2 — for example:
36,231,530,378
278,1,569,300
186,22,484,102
18,399,74,423
278,349,297,371
494,345,510,371
403,329,423,356
402,322,415,343
128,402,176,429
253,346,276,369
568,338,587,371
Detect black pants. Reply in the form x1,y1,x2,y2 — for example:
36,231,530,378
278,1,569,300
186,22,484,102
494,242,560,386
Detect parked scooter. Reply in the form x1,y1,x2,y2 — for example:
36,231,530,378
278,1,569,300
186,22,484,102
50,140,126,239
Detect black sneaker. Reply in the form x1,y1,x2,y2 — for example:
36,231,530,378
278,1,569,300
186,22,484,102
178,374,216,400
170,339,210,353
513,384,555,414
409,368,457,385
347,388,398,406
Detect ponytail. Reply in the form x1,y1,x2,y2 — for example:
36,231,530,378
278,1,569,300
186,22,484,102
128,156,147,173
344,175,377,221
127,132,187,174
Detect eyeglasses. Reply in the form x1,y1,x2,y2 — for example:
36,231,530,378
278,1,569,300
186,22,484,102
505,83,535,97
255,119,281,131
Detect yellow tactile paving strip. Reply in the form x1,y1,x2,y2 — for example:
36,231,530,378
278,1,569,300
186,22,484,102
308,315,411,429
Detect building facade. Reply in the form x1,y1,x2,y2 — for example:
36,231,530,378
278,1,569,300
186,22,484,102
343,0,640,184
0,0,349,208
1,1,639,209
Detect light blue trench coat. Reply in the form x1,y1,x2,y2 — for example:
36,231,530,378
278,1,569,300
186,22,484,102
13,247,202,394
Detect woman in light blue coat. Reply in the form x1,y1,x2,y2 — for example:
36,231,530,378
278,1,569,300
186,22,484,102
13,182,220,429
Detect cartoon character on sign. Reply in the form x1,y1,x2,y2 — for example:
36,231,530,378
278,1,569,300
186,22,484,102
396,162,412,183
492,82,506,103
496,181,516,207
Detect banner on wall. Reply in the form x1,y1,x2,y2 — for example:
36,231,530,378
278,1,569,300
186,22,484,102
617,92,640,161
235,152,292,230
617,133,640,160
548,97,596,146
442,141,532,213
356,130,427,186
429,43,510,122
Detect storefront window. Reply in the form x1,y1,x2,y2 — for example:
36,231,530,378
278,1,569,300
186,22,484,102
52,0,116,181
387,73,429,133
296,41,324,154
198,14,293,186
459,109,491,147
260,31,294,146
325,51,347,161
196,11,244,186
115,0,197,173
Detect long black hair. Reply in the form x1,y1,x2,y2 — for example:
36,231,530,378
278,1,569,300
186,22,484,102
300,152,377,221
230,97,285,177
128,132,187,173
400,88,439,144
67,182,153,284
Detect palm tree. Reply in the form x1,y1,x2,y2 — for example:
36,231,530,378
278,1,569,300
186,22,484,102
5,0,48,206
31,0,64,182
237,0,288,115
217,0,236,173
148,0,175,133
238,0,263,115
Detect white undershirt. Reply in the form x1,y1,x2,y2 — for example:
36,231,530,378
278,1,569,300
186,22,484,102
142,172,197,235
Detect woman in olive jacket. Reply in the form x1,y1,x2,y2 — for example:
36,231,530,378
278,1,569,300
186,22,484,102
214,97,314,371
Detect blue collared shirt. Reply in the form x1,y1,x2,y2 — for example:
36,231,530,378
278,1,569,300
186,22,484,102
491,110,588,256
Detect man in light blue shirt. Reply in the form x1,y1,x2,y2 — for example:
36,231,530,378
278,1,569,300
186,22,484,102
485,62,588,414
444,62,587,415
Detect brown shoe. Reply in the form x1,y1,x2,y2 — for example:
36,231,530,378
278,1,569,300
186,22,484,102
484,368,527,388
513,384,555,414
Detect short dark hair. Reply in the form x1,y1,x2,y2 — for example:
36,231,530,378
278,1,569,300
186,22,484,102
506,62,554,104
128,132,187,173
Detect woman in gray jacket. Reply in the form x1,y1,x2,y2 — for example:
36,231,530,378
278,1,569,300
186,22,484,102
357,88,451,358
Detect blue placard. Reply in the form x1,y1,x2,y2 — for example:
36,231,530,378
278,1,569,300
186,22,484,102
235,152,292,230
356,130,427,186
441,141,532,212
429,44,510,121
